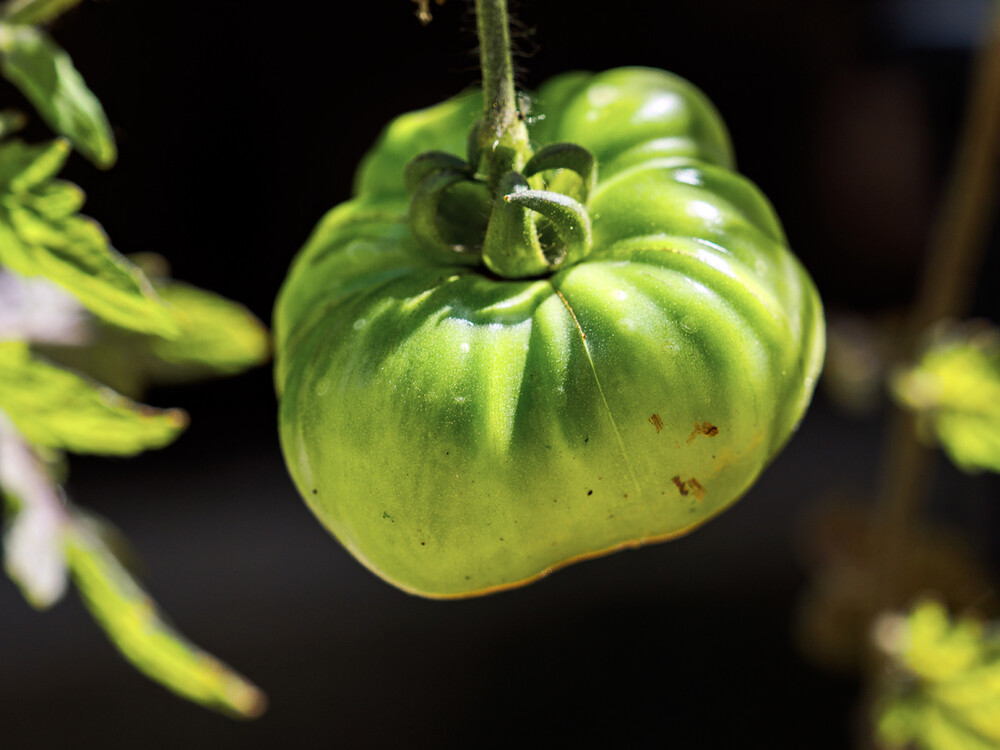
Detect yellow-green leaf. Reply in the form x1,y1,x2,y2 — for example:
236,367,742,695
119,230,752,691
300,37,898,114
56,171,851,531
875,601,1000,750
0,143,181,338
5,204,178,335
34,272,270,397
0,341,187,455
21,178,83,218
1,0,85,25
148,281,271,376
879,698,999,750
64,520,267,719
892,323,1000,474
0,23,115,167
0,137,68,191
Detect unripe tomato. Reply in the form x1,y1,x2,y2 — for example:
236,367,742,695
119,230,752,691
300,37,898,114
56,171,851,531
275,68,824,597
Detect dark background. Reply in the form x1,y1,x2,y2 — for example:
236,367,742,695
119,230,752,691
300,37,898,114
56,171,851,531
3,0,999,747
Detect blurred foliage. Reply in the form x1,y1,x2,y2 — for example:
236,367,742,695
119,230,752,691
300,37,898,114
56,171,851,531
0,138,180,335
0,0,269,718
0,340,187,454
39,253,272,398
821,311,904,417
795,503,995,674
0,4,114,166
875,600,1000,750
1,0,84,26
892,322,1000,474
65,513,267,718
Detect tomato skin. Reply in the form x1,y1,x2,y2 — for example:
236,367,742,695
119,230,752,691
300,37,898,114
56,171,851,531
275,67,824,597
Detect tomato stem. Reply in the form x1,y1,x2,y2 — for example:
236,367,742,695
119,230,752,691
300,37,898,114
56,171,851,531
474,0,530,195
407,0,595,278
862,5,1000,718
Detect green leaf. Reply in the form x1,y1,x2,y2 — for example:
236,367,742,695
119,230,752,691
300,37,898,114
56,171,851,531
146,281,271,377
0,22,115,167
1,0,85,25
875,601,1000,750
0,136,68,191
35,270,270,397
879,698,999,750
891,323,1000,474
0,341,187,455
20,176,83,217
3,204,179,336
64,518,267,719
0,140,181,338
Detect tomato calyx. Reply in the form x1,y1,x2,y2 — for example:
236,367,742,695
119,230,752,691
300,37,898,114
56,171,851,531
405,134,598,279
404,0,598,280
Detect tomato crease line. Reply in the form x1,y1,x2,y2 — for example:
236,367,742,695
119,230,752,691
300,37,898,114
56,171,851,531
549,282,642,497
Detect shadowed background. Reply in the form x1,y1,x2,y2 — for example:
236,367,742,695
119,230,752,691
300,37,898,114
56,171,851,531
2,0,999,746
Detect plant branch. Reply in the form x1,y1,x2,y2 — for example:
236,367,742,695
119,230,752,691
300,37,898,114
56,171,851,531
874,3,1000,612
912,19,1000,335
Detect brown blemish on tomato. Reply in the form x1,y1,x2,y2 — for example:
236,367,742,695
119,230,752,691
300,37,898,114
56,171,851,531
672,475,706,502
687,421,719,443
648,413,664,433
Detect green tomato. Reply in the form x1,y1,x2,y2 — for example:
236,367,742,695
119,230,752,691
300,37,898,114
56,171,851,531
274,67,825,598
